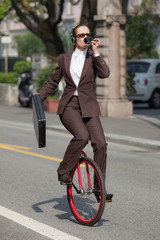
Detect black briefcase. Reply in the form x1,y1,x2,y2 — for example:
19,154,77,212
32,93,46,148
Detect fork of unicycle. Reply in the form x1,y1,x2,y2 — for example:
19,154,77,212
67,151,106,226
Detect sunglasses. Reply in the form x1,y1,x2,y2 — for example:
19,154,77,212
76,33,92,38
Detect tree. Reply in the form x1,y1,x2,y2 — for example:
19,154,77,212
10,0,65,57
14,32,46,57
141,0,158,8
1,0,97,57
10,0,99,57
79,0,97,35
126,6,159,59
0,0,12,23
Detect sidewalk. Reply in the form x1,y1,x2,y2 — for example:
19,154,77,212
0,104,160,150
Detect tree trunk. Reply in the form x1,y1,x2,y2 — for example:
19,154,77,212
39,25,64,57
121,0,129,15
44,37,64,57
80,0,97,34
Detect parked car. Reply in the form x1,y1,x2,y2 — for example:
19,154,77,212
127,59,160,108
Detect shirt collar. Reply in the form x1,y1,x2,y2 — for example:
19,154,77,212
74,47,88,58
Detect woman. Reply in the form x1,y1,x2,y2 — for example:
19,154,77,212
40,24,113,202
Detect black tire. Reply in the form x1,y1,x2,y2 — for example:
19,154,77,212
67,157,106,226
18,96,30,107
148,89,160,108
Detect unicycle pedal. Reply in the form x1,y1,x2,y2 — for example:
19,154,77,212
60,181,72,185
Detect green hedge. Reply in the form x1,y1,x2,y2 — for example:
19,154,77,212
126,69,136,96
13,61,32,75
0,60,32,84
0,73,18,84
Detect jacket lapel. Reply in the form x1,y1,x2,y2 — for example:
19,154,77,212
79,49,93,82
64,50,75,85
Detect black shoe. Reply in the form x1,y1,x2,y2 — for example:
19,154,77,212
105,193,113,203
58,173,72,185
94,191,113,203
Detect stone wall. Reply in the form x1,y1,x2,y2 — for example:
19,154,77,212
0,83,18,106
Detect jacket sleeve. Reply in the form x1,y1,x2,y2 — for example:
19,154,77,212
93,54,110,78
39,55,63,102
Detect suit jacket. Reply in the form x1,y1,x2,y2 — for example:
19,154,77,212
40,49,110,117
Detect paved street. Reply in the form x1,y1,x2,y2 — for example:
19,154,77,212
0,115,160,240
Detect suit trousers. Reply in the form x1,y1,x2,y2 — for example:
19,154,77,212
57,96,107,181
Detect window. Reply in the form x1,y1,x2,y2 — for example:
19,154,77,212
127,62,150,73
155,63,160,74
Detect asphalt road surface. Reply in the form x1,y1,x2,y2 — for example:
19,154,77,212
0,121,160,240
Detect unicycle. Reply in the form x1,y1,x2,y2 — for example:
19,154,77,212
67,151,106,226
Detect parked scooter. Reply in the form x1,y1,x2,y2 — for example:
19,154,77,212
17,71,33,107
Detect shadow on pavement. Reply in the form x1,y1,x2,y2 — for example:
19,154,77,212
32,195,108,226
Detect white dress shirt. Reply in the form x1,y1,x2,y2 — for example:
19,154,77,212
70,48,100,96
70,48,88,96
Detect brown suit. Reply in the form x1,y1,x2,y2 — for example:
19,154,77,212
40,49,110,117
40,49,110,180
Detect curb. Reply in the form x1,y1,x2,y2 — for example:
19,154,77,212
47,125,160,151
105,133,160,151
0,119,159,151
